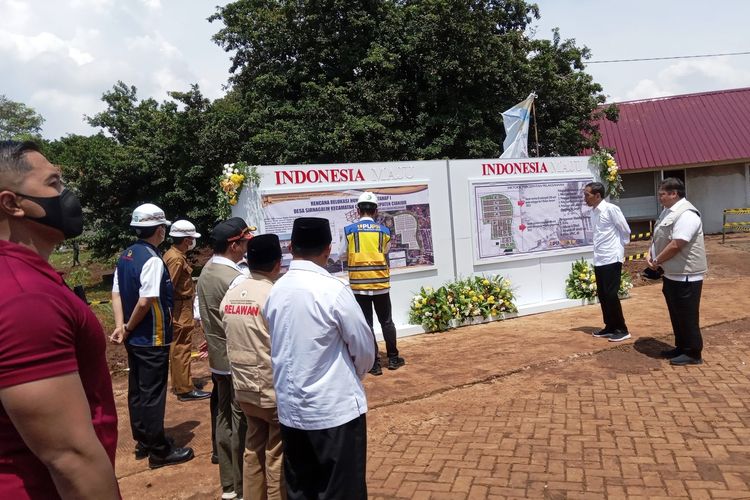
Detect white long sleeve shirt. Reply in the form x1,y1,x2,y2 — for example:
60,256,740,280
264,259,376,431
591,199,631,266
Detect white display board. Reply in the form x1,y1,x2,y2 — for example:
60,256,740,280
449,157,597,314
234,160,455,336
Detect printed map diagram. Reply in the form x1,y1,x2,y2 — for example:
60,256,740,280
473,179,593,259
261,186,435,275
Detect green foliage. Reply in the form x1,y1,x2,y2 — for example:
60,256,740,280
565,259,632,300
45,82,243,257
211,0,613,161
0,95,45,141
408,275,517,332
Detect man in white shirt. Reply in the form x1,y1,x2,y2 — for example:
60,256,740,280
264,217,375,500
648,178,707,365
584,182,632,342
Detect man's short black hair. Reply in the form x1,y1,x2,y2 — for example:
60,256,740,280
659,177,686,198
212,239,230,254
0,140,41,189
134,225,160,239
585,182,606,198
357,202,377,216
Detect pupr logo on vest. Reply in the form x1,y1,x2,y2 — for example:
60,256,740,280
240,290,248,298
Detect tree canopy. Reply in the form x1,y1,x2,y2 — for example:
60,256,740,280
0,95,45,141
44,0,615,257
210,0,614,162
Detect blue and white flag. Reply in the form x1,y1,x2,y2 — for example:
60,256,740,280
500,93,536,158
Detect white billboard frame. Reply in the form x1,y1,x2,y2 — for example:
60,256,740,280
233,160,455,337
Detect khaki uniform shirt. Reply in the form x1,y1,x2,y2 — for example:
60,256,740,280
220,273,276,407
163,247,194,300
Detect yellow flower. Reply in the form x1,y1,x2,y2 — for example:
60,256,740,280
229,198,237,206
591,275,596,282
482,279,490,285
579,273,587,279
606,159,615,168
230,173,243,184
487,295,496,303
414,302,422,309
469,290,476,296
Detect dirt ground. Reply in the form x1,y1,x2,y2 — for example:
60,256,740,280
110,233,750,499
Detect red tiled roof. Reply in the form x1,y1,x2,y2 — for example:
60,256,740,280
591,87,750,171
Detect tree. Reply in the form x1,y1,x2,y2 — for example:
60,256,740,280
0,95,45,140
47,82,235,258
210,0,615,162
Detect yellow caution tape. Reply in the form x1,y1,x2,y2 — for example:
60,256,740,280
724,208,750,214
630,232,651,241
625,252,648,261
88,300,111,305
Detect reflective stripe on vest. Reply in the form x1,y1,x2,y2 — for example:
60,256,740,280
345,222,390,291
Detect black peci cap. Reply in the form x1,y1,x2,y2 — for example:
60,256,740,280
246,234,282,266
291,217,332,250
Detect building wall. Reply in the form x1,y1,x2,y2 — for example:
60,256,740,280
687,164,747,234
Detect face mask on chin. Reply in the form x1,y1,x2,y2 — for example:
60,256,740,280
188,239,196,251
14,188,84,239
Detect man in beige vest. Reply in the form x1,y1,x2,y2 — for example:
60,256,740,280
221,234,285,500
164,220,210,401
197,217,254,499
648,178,707,366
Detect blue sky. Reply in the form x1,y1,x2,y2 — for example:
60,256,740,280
3,0,749,139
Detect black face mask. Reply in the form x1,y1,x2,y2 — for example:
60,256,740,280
15,188,84,239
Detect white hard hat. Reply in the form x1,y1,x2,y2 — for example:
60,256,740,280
130,203,171,227
169,220,201,238
357,191,378,207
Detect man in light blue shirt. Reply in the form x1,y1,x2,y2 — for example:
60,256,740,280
584,182,632,342
265,217,375,500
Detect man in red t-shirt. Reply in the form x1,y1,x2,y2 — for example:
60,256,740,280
0,141,119,499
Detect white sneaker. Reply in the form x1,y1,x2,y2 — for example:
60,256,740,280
221,492,237,500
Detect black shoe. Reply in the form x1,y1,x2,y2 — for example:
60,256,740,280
369,360,383,376
387,356,405,370
660,347,682,359
177,389,211,401
148,447,195,469
669,354,703,366
592,329,613,338
608,331,631,342
211,452,219,464
134,442,149,460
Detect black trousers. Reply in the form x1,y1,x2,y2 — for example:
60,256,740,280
594,262,628,333
354,293,398,360
280,415,367,500
663,277,703,358
126,344,171,457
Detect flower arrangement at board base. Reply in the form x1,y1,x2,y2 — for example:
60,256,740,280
565,258,633,301
590,149,624,199
216,161,261,220
408,275,518,333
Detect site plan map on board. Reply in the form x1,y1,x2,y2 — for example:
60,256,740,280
473,178,593,260
262,185,434,275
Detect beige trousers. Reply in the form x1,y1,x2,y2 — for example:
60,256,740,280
239,402,286,500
